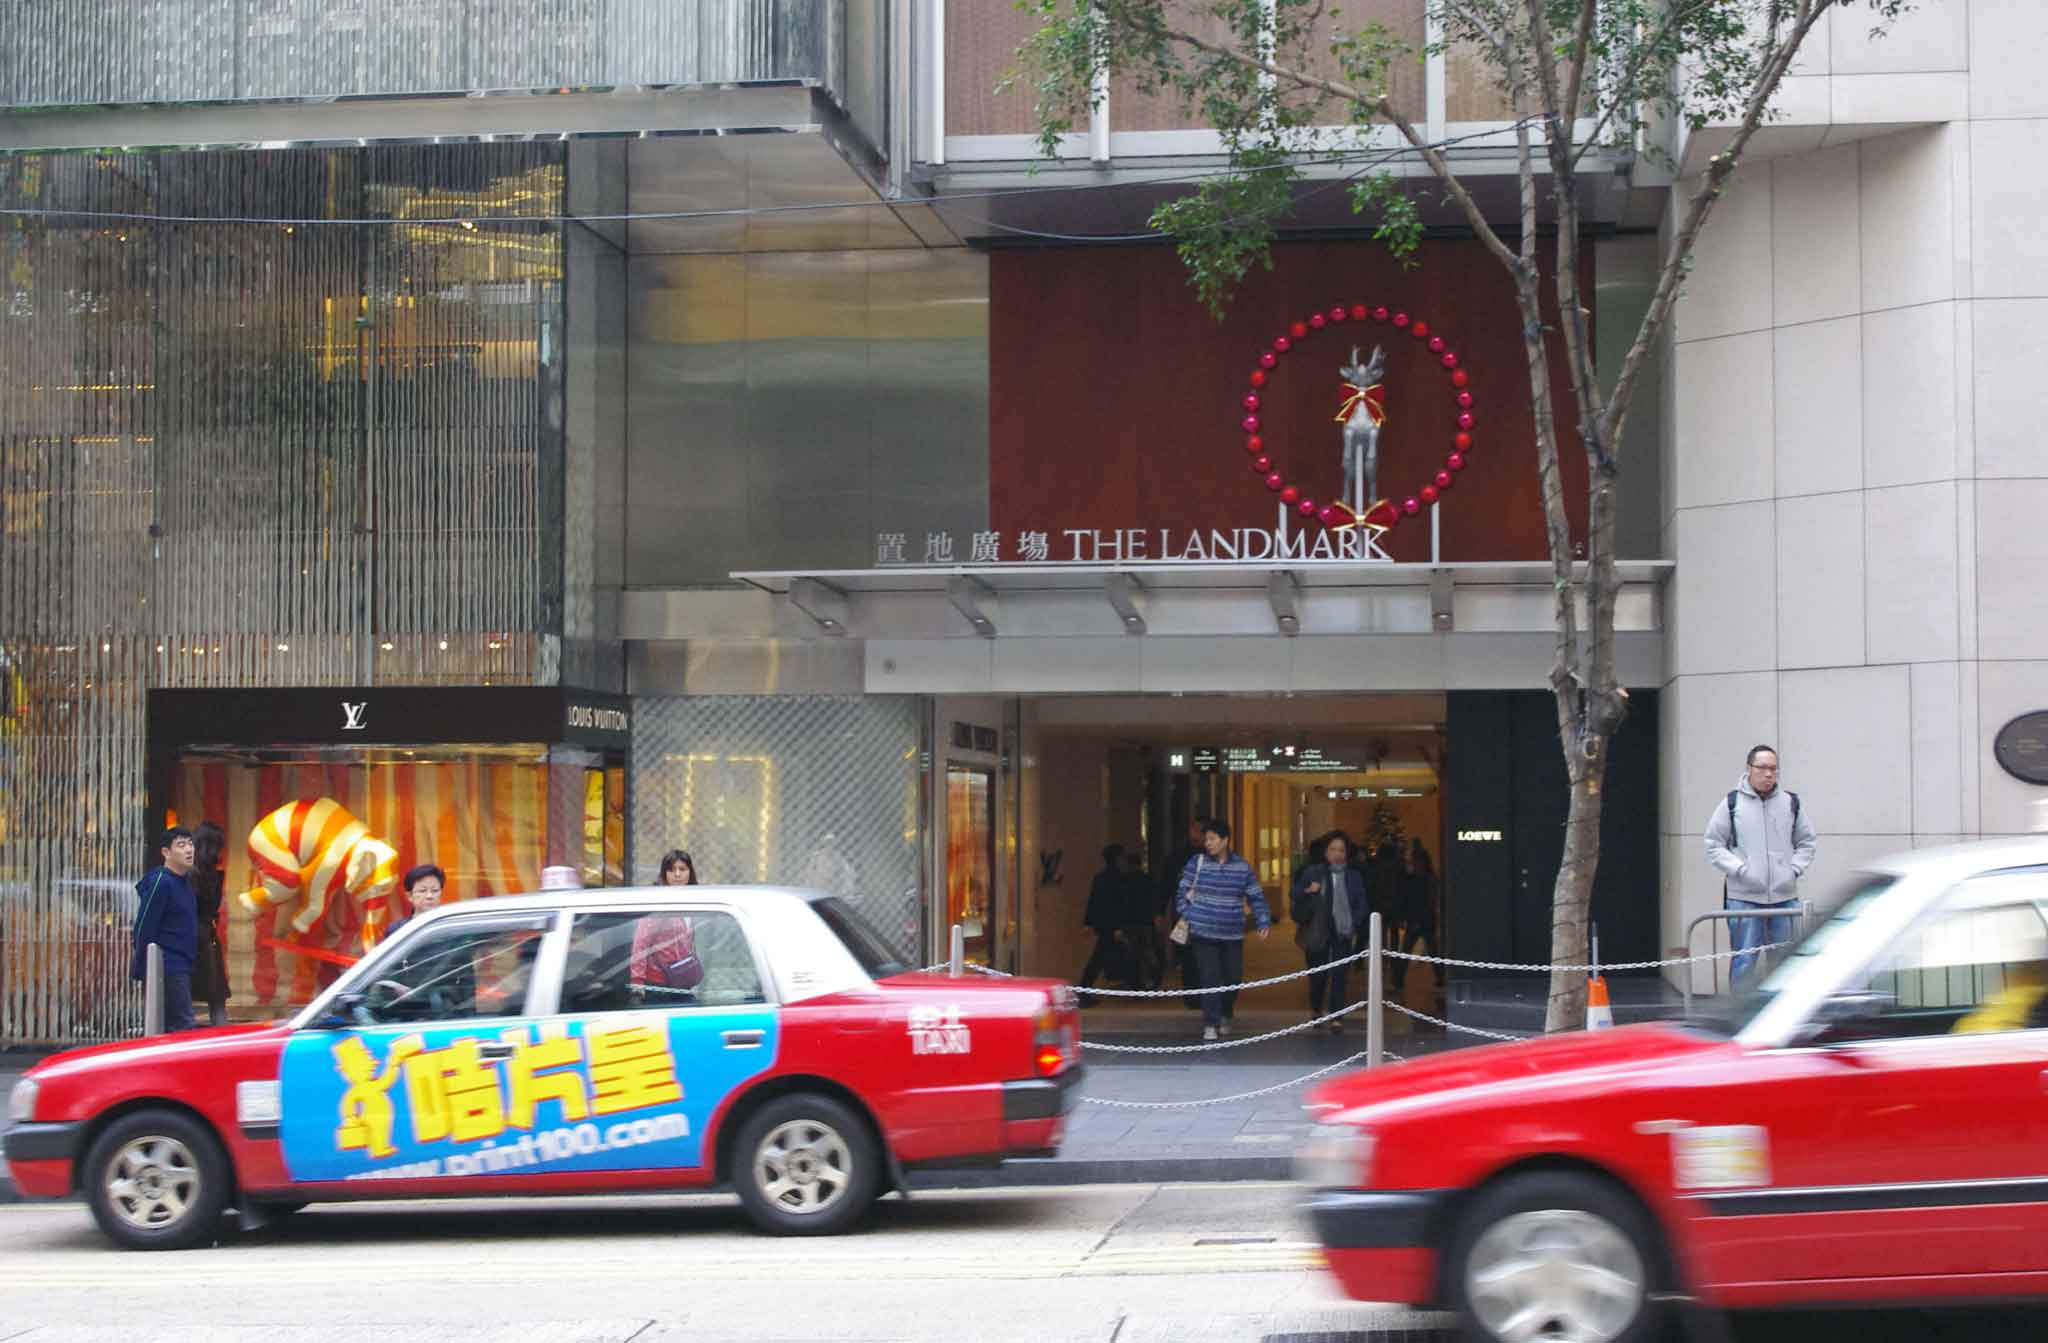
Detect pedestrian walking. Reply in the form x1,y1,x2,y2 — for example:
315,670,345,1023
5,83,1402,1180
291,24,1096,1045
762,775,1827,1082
1159,819,1207,1007
1292,831,1367,1031
1120,851,1162,990
1389,840,1439,995
1175,818,1272,1041
132,826,199,1034
1704,744,1818,985
1369,840,1403,948
189,821,232,1027
1080,844,1130,989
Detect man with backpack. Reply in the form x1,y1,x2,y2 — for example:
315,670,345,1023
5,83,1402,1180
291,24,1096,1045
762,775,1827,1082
1704,745,1818,986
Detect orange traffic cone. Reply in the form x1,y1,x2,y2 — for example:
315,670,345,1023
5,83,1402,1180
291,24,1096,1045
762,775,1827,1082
1586,975,1614,1031
1581,974,1613,1027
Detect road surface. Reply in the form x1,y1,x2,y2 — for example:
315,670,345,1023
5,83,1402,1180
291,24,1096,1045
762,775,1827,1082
2,1180,2044,1342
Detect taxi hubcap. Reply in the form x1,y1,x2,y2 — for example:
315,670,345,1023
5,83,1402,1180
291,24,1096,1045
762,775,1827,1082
755,1119,852,1214
1465,1208,1645,1343
105,1136,200,1231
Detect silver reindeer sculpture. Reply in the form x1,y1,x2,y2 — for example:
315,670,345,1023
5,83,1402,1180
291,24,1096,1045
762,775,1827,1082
1338,344,1389,514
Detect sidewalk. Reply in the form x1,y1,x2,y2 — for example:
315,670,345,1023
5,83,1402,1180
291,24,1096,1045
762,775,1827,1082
924,1003,1454,1189
0,1011,1460,1203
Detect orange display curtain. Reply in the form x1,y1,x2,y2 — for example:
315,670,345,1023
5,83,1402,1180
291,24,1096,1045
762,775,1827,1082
171,756,546,1011
946,769,994,960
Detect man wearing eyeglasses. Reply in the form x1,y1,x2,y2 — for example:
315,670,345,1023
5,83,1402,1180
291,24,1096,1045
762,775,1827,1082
1704,745,1819,986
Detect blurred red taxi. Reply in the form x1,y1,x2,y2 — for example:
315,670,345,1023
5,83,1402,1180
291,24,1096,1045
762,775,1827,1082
5,887,1080,1249
1299,839,2048,1343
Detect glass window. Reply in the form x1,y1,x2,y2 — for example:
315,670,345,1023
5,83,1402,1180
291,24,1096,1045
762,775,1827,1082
359,916,551,1024
811,896,914,980
1830,876,2048,1040
560,910,766,1015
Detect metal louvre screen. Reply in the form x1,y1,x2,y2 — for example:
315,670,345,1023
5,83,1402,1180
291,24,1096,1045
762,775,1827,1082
631,695,924,962
0,0,842,107
0,143,565,1044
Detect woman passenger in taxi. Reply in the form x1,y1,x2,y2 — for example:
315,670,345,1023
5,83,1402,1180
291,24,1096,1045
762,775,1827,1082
632,849,703,1002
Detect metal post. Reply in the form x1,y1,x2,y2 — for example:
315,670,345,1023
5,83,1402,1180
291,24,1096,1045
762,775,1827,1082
143,942,164,1036
1366,912,1384,1069
948,923,965,977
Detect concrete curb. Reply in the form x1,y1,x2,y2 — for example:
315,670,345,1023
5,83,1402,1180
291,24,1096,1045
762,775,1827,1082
5,1155,1295,1206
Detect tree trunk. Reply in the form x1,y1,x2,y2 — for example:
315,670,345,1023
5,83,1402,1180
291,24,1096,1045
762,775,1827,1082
1545,741,1610,1031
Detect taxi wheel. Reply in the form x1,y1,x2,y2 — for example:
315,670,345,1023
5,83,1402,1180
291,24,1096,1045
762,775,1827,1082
1444,1171,1665,1343
83,1109,231,1251
733,1094,880,1237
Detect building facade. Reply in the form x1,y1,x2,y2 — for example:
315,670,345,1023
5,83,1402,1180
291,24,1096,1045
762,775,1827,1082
0,0,2040,1043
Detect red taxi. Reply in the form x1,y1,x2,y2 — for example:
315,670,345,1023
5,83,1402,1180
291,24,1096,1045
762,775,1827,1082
1298,838,2048,1343
4,887,1081,1249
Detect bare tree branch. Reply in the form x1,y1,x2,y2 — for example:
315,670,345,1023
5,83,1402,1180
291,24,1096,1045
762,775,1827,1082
1570,0,1712,169
1602,1,1830,447
1561,0,1597,129
1160,24,1527,277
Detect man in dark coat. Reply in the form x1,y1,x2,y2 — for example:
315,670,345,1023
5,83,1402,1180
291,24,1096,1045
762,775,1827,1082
1292,831,1368,1029
132,826,199,1033
1080,844,1129,989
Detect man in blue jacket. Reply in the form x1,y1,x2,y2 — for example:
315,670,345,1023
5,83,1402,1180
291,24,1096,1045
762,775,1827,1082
1176,817,1271,1041
132,826,200,1033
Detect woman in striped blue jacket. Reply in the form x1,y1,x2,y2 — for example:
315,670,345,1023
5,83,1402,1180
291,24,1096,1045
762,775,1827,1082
1176,817,1272,1040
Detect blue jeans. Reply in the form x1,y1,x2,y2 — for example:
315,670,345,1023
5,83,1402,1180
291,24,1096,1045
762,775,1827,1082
160,971,196,1033
1728,898,1796,987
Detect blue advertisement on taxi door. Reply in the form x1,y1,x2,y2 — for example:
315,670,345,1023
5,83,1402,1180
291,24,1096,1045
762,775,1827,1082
277,1011,779,1183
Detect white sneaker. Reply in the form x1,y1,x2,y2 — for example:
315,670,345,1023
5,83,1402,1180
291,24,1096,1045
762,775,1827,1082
1202,1026,1219,1042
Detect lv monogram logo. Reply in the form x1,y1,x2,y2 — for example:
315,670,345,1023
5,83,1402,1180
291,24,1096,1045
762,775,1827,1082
340,701,368,732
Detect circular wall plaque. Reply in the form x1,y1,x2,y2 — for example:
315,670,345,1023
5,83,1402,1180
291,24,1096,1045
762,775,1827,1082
1994,711,2048,786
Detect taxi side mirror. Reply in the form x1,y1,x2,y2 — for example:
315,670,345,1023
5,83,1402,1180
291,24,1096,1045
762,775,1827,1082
1800,988,1898,1046
313,991,368,1030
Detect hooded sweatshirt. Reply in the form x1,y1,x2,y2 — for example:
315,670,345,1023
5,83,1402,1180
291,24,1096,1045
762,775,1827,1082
131,865,198,980
1704,772,1818,904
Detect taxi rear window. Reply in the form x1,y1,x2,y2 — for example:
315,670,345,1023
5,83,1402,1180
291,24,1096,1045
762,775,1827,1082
811,897,913,979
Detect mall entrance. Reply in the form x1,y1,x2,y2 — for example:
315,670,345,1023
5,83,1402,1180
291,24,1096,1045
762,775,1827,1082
1018,693,1450,1019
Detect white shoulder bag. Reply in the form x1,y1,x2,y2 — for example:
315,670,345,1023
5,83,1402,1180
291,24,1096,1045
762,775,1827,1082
1169,857,1200,946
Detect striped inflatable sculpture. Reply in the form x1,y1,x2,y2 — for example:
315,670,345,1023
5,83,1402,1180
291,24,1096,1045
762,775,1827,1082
240,798,403,951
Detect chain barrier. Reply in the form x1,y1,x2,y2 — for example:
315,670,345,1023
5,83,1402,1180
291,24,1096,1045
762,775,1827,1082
907,923,1795,1109
1382,941,1787,974
1384,1000,1532,1042
1079,998,1370,1054
926,938,1786,999
1073,942,1376,999
1078,1049,1373,1109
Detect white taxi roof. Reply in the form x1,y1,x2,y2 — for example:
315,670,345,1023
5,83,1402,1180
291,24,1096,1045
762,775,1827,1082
295,884,886,1027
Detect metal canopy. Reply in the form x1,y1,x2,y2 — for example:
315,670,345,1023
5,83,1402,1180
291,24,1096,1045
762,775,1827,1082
732,559,1674,596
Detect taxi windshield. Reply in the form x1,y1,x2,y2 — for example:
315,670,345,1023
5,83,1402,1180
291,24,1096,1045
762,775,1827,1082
1689,874,1897,1037
811,896,915,979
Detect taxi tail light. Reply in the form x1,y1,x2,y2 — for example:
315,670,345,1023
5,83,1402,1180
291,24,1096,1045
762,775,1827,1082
1033,1003,1075,1075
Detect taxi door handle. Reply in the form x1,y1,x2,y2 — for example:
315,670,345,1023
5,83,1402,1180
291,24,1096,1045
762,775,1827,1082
723,1030,766,1049
477,1042,515,1062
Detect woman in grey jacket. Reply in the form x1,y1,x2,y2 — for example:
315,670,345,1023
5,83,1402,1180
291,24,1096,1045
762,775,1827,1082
1291,831,1369,1030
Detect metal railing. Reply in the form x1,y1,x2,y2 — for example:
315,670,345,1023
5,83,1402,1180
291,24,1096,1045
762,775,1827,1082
1680,902,1811,1017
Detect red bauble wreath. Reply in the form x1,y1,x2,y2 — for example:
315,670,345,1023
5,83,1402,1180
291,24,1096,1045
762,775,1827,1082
1236,304,1477,534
